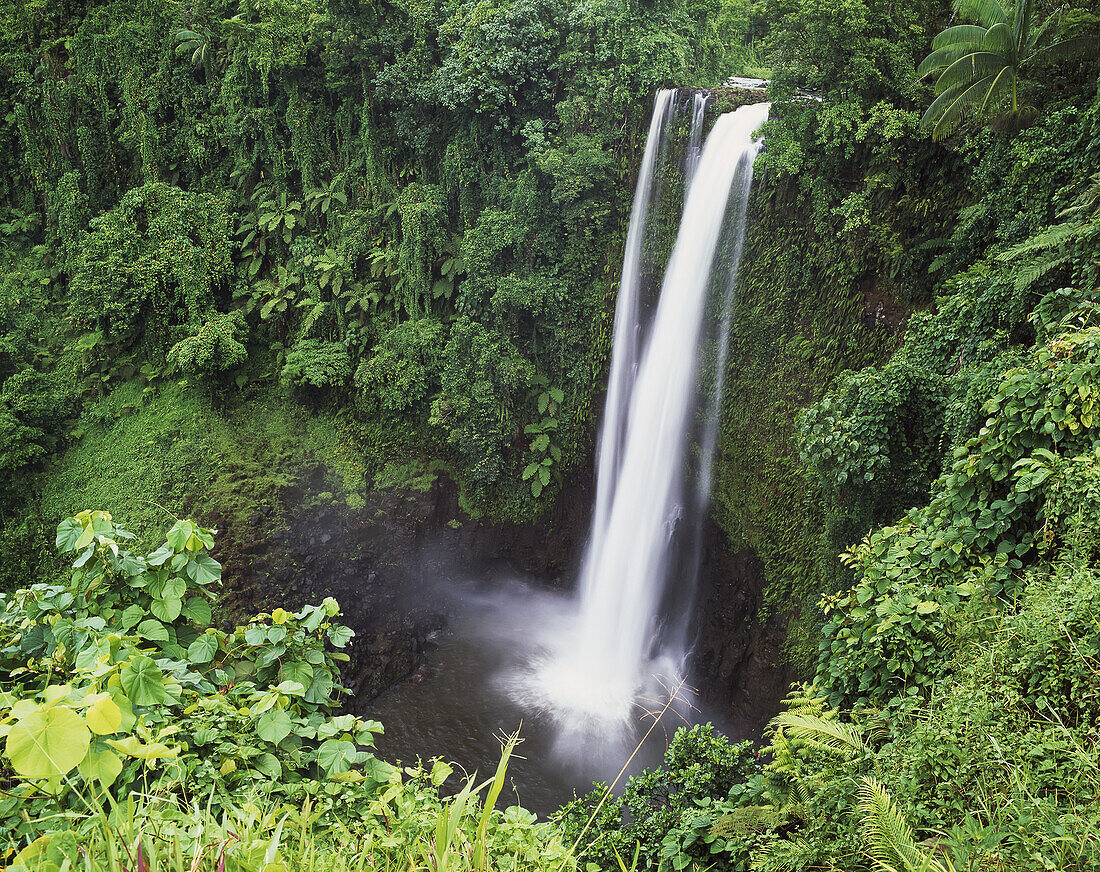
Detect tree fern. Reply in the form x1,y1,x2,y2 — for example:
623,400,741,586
770,711,869,758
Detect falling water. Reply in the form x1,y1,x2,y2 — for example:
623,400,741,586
684,91,710,190
527,101,771,734
590,89,677,543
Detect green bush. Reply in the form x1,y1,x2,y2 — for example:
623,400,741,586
557,724,758,872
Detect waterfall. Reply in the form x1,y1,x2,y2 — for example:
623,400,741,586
529,100,771,729
590,89,676,543
684,91,709,190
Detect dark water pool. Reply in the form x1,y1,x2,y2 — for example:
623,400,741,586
357,575,740,817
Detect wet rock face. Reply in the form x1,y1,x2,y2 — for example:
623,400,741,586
690,520,795,733
211,465,594,703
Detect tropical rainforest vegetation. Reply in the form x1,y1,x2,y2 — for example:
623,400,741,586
0,0,1099,867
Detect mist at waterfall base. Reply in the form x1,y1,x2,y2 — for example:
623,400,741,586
362,94,769,815
363,568,738,815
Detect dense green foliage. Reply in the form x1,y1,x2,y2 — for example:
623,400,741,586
0,0,745,584
1,0,1099,867
0,514,574,871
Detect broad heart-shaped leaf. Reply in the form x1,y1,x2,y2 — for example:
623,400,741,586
185,553,222,585
108,690,136,732
74,521,96,552
120,655,167,706
187,633,219,664
305,668,334,706
150,596,182,623
107,735,178,760
149,574,186,600
252,752,281,778
181,597,212,627
245,624,268,646
119,604,145,631
78,748,124,786
280,660,313,689
85,695,122,735
55,517,84,553
166,520,194,552
117,551,147,578
256,708,293,745
6,706,90,780
316,738,356,775
326,624,354,647
136,619,169,642
146,542,174,566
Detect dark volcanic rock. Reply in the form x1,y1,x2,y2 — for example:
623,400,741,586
690,520,795,734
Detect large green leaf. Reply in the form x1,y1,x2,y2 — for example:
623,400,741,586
256,709,293,745
316,738,356,775
252,752,282,778
120,655,167,706
119,604,145,631
305,668,334,705
107,735,178,760
55,518,84,553
150,596,183,623
187,633,219,664
166,521,194,552
85,695,122,736
181,597,212,627
6,706,90,780
136,618,170,642
280,660,313,688
186,554,222,585
78,748,123,786
326,624,354,648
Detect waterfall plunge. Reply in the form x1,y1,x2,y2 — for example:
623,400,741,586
525,99,770,734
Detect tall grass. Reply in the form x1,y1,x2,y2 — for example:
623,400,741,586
7,731,576,872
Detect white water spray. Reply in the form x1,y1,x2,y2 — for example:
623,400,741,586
525,100,771,732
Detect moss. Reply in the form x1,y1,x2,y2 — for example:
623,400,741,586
2,377,416,588
710,190,904,670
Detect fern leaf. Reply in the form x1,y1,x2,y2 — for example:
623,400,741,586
858,779,948,872
772,712,868,757
1013,254,1070,291
998,221,1081,260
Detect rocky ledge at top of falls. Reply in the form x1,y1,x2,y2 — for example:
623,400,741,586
206,460,791,734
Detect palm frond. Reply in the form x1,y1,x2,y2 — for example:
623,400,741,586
922,72,1014,138
918,37,987,78
953,0,1010,29
933,23,990,49
771,712,869,757
1029,34,1100,64
1015,0,1035,53
981,21,1017,57
858,778,949,872
978,64,1015,112
934,52,1011,92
